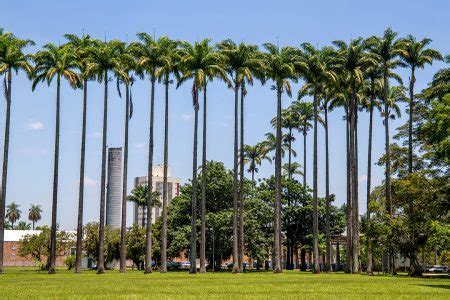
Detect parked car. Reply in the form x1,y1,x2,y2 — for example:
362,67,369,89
421,265,432,273
429,265,448,273
180,261,190,269
167,261,181,270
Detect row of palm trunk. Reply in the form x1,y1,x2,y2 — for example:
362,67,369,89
0,29,441,275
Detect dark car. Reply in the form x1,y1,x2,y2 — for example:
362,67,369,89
167,261,181,270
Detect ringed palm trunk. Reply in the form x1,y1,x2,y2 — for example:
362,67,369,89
238,86,245,272
273,86,282,273
75,78,88,274
120,83,130,273
348,88,358,274
161,79,170,273
324,104,332,272
199,85,207,274
145,77,156,274
383,72,394,274
97,71,108,275
49,75,61,274
366,94,374,275
303,130,306,188
190,84,199,274
232,80,240,274
352,106,359,273
345,105,353,273
286,128,292,270
312,91,320,274
408,67,420,276
0,69,12,274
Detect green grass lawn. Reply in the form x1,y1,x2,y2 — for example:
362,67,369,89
1,267,449,299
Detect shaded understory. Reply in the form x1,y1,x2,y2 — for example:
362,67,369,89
1,267,449,299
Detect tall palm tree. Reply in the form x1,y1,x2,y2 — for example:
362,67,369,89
270,106,300,270
262,43,298,273
397,36,442,276
361,64,383,275
282,162,303,178
128,185,161,227
6,202,21,229
32,43,81,274
178,39,221,274
367,29,402,274
86,40,123,274
320,93,332,272
218,40,263,273
154,37,179,273
130,33,164,274
28,204,42,230
186,40,227,274
243,143,272,182
297,43,336,273
113,43,135,273
332,38,378,273
63,33,97,274
0,32,33,273
291,101,313,189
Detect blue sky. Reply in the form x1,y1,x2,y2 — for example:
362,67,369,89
1,0,449,230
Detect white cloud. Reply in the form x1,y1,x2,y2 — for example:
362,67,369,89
181,114,192,121
358,175,368,182
25,120,44,131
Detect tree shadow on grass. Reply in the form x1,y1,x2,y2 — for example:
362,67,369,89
419,284,450,290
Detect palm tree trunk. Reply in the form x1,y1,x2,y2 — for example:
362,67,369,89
190,84,199,274
287,127,292,270
345,104,353,273
312,91,320,274
75,79,88,274
232,80,240,274
32,221,35,231
199,85,207,274
49,75,61,274
324,104,331,272
273,87,283,273
161,79,170,273
383,72,394,274
97,72,108,275
366,95,374,275
408,67,420,276
303,131,306,188
119,83,130,273
141,205,146,228
352,106,359,273
0,69,12,274
238,86,245,272
145,78,156,274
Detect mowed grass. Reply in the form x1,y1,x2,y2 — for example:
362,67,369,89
1,267,449,299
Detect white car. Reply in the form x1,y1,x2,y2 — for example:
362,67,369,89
429,265,448,273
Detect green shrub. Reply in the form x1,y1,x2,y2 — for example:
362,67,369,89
65,255,76,270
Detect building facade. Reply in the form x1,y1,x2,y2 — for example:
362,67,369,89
133,165,181,226
2,230,72,267
106,147,122,230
